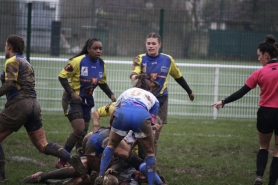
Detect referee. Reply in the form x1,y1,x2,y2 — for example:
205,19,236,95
212,35,278,185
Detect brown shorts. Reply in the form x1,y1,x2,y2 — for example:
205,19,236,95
157,95,168,124
0,98,42,132
62,91,92,122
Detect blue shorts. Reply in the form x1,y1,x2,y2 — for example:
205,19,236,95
111,105,152,138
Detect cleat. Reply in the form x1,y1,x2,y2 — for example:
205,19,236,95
253,176,262,185
22,172,44,183
0,179,7,183
55,158,68,169
94,176,104,185
159,174,167,184
68,154,87,180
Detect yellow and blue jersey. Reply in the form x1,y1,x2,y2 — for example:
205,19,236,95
1,54,36,105
96,102,116,117
59,54,107,106
132,53,182,96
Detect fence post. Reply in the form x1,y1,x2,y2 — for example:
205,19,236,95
213,67,219,119
159,9,164,53
26,2,32,62
50,21,61,56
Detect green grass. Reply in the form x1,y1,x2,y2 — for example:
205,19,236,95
2,112,268,185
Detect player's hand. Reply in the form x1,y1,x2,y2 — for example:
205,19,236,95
93,125,100,133
70,92,82,104
131,75,138,86
188,93,194,101
105,168,118,175
111,94,116,102
211,100,225,110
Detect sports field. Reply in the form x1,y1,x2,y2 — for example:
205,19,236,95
0,55,265,184
3,112,262,185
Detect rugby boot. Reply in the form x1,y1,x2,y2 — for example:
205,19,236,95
22,172,44,183
253,176,262,185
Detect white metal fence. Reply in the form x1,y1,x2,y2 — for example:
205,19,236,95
0,56,261,119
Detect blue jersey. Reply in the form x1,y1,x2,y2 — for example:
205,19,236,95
86,127,110,157
132,53,182,96
1,54,36,106
59,54,107,107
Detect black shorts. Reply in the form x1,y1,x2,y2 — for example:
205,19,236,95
0,98,42,132
257,107,278,135
62,91,92,122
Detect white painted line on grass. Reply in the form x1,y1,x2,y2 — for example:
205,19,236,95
10,156,46,166
167,133,236,138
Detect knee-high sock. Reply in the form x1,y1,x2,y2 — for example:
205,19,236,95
75,130,88,157
145,156,156,185
99,147,114,176
269,157,278,185
64,132,83,153
0,144,5,180
44,143,71,162
62,133,82,162
125,151,144,170
256,149,268,177
139,162,162,185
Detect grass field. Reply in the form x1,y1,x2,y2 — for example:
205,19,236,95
1,112,269,185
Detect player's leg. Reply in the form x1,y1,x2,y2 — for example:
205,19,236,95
27,128,87,180
114,135,134,160
136,119,156,185
137,135,156,185
63,118,85,156
0,99,34,182
26,99,87,180
99,131,124,176
97,107,130,177
75,119,90,157
154,96,168,157
0,124,12,183
22,167,77,183
267,108,278,185
254,107,274,185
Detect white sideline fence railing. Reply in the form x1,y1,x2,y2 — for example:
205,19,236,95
0,56,261,120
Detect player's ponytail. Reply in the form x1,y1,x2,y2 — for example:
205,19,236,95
134,74,151,91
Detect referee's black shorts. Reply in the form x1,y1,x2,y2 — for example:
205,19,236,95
257,107,278,135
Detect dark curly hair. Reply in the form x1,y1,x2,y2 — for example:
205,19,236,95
69,38,101,60
258,35,278,59
6,35,25,54
134,74,151,91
